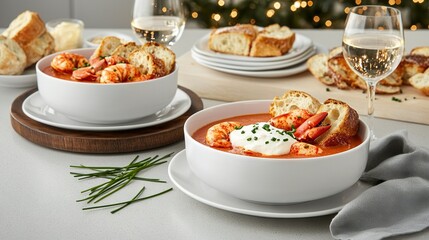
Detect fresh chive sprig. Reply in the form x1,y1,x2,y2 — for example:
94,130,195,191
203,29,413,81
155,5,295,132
70,153,173,213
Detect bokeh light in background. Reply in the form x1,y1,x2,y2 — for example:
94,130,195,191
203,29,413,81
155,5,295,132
183,0,429,30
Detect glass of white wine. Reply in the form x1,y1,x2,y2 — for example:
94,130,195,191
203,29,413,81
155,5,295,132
342,5,404,140
131,0,186,47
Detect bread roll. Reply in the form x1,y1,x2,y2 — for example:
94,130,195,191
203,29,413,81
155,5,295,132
0,36,27,75
250,24,295,57
208,24,257,56
2,11,45,47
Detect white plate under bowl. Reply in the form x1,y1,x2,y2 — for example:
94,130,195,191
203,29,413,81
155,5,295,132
22,88,191,131
168,150,371,218
191,46,316,71
193,44,327,78
0,68,37,88
192,32,313,62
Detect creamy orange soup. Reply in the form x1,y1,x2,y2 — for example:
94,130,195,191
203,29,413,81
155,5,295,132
192,113,362,158
43,66,93,82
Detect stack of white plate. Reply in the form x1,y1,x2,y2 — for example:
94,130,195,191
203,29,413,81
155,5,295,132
191,32,326,78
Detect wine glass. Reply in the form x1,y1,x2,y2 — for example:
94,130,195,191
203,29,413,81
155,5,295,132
342,5,404,140
131,0,186,47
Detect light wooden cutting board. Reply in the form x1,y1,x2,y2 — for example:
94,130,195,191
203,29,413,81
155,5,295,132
177,51,429,125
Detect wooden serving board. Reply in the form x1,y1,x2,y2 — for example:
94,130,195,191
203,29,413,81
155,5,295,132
10,86,203,154
178,51,429,125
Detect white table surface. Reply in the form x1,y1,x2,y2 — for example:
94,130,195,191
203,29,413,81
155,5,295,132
1,28,429,240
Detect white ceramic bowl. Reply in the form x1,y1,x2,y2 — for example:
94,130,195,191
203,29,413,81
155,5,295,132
184,100,370,204
36,48,178,124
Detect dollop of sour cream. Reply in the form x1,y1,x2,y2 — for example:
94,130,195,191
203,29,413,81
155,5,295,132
229,122,297,156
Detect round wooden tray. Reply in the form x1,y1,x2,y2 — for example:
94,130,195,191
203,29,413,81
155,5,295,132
10,86,203,153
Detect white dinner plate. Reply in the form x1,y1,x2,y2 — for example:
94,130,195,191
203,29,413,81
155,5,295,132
168,150,371,218
194,58,308,78
191,46,316,71
193,44,327,78
22,89,191,131
193,32,313,62
0,68,37,88
191,44,316,68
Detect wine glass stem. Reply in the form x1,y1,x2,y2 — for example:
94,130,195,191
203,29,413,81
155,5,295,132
366,81,377,141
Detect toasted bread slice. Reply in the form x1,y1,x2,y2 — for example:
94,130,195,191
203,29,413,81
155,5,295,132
402,54,429,84
269,90,321,117
2,11,45,47
249,24,295,57
128,49,167,79
408,69,429,96
379,62,404,86
307,53,335,86
111,41,140,60
375,84,402,94
410,46,429,56
328,56,401,93
327,53,356,89
209,24,257,56
22,31,55,67
328,46,343,58
141,42,176,74
91,36,122,62
315,98,359,147
328,47,403,93
328,47,353,89
328,47,378,90
0,36,27,75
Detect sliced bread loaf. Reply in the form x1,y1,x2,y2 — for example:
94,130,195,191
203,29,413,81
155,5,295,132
0,36,27,75
2,11,45,47
22,31,55,67
208,24,258,56
250,24,295,57
306,53,335,86
408,69,429,96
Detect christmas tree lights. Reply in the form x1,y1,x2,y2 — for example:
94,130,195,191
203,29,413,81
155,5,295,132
183,0,429,30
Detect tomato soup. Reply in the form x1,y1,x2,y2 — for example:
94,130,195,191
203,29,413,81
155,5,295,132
43,66,93,82
192,113,362,158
